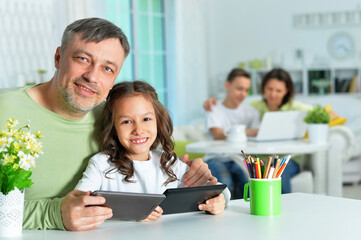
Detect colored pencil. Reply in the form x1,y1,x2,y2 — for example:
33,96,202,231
273,158,281,178
246,161,252,178
260,160,265,177
255,162,260,178
268,167,275,179
263,156,273,179
276,155,291,178
243,159,250,177
256,158,262,179
252,162,256,179
280,157,287,167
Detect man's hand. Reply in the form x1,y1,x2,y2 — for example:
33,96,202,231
245,128,259,137
181,154,217,187
61,190,113,231
203,98,217,112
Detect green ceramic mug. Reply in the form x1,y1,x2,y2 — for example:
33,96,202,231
243,178,282,216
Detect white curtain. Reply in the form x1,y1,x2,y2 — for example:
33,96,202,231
0,0,58,88
166,0,209,125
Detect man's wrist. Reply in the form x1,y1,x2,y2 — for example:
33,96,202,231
54,197,66,230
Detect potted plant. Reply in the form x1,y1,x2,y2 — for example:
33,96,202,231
0,119,43,237
303,105,331,143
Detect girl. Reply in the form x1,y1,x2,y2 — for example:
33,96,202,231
76,81,230,221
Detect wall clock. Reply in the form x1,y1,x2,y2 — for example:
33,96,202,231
328,32,355,60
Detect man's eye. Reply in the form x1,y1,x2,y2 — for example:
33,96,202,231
104,67,112,72
78,57,87,62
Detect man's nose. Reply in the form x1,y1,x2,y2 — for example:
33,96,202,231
83,65,99,83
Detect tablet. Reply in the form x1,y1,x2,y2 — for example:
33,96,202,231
160,184,227,215
91,190,166,221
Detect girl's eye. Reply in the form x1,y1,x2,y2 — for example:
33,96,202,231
121,120,131,124
144,118,151,121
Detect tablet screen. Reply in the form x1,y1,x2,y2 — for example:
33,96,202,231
160,184,227,214
92,191,166,221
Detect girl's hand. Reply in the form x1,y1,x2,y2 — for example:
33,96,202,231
138,206,163,222
198,193,225,215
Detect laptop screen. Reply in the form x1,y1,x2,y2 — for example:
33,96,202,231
249,111,307,141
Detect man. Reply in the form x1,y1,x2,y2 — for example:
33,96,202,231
206,68,259,139
204,68,259,199
0,18,215,231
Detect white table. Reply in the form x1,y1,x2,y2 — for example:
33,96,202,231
21,193,361,240
186,140,333,195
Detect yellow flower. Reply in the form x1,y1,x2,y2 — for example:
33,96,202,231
12,163,20,169
34,131,44,139
5,118,19,129
4,154,16,164
31,142,43,154
13,142,20,151
0,137,6,146
14,130,24,140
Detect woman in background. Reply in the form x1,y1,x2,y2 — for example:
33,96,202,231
248,68,312,118
204,68,313,193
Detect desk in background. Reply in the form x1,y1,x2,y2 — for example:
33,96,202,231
186,140,337,196
22,193,360,240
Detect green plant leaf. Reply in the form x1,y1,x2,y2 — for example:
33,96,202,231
13,170,33,190
303,105,331,124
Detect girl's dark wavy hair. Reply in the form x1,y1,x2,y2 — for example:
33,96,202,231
100,81,178,185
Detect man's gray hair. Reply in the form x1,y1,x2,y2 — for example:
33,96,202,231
61,17,130,57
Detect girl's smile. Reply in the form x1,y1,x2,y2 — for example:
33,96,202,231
130,137,149,144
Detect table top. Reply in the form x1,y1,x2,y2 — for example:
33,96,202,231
21,193,361,240
186,139,328,154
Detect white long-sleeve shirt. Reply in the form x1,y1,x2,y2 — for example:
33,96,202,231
75,149,231,204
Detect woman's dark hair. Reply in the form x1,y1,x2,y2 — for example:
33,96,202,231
261,68,294,106
226,68,250,82
100,81,177,185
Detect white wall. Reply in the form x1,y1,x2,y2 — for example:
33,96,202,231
206,0,361,98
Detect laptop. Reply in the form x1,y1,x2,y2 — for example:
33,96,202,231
248,111,307,142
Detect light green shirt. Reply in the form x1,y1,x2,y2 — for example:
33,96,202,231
0,85,103,230
249,99,313,120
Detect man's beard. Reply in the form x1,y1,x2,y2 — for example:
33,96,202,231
59,78,101,113
61,89,98,113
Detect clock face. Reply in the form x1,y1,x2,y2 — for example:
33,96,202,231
328,32,355,60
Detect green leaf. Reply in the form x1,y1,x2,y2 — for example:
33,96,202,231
303,105,331,124
13,170,33,190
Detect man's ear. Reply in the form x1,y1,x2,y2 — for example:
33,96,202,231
224,81,230,91
54,47,62,69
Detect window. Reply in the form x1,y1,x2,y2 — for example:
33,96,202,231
105,0,167,104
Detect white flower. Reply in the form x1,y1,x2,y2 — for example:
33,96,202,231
18,151,35,171
0,145,6,152
4,137,13,148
